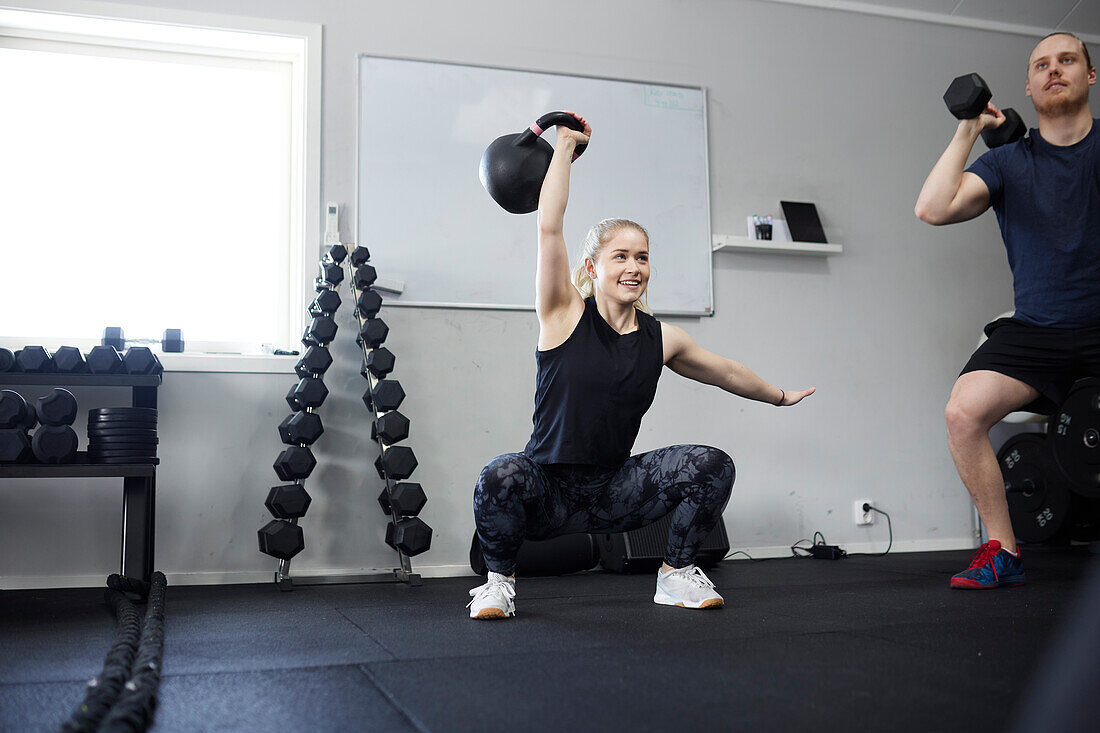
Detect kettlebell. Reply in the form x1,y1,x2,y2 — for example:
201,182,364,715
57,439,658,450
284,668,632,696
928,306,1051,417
479,111,588,214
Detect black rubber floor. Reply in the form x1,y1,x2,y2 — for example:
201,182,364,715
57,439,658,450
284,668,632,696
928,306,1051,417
1,547,1096,732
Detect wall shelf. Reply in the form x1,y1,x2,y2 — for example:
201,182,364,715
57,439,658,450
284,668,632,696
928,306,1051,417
712,234,842,256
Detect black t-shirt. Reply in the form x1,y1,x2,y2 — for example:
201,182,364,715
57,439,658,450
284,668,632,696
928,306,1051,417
967,120,1100,327
523,297,663,467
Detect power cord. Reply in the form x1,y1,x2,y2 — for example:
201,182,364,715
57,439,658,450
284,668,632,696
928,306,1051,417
850,502,893,557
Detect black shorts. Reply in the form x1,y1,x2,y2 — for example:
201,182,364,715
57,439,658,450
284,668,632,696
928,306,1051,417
961,317,1100,414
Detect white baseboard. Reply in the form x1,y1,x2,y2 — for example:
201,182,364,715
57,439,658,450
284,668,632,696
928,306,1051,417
0,540,977,591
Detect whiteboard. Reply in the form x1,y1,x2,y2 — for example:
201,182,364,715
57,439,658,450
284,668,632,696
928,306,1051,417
356,56,712,315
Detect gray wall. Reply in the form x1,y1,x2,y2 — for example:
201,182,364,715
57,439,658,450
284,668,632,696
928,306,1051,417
6,0,1080,587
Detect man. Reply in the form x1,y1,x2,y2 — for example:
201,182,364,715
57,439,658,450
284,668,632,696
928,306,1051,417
915,32,1098,588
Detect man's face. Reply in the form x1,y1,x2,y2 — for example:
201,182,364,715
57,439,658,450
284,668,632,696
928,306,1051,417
1026,34,1096,116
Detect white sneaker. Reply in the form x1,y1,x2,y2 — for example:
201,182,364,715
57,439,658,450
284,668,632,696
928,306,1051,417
467,572,516,619
654,565,724,609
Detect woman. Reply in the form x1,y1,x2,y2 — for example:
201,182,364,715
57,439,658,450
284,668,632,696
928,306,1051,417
469,112,814,619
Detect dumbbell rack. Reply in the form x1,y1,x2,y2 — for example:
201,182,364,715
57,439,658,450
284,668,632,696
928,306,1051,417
260,242,432,589
0,372,160,586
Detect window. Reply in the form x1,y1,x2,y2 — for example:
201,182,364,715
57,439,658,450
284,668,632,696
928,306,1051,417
0,6,320,357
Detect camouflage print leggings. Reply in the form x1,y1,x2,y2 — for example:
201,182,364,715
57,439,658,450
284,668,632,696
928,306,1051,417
473,445,735,576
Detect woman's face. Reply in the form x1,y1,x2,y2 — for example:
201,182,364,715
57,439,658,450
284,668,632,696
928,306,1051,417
586,228,650,306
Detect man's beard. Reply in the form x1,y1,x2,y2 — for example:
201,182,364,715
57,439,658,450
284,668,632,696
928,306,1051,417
1033,85,1089,117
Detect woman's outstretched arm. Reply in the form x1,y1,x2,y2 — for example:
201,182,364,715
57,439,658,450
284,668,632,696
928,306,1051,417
535,112,590,326
661,323,815,406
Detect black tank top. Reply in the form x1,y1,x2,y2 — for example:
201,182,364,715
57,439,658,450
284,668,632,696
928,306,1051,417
523,297,663,467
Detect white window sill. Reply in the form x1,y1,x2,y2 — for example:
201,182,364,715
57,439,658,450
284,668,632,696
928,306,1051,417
160,353,298,374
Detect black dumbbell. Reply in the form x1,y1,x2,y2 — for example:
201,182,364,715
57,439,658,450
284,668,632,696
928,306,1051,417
0,390,32,429
36,388,78,426
357,289,383,318
377,482,426,517
265,484,313,520
0,429,33,463
274,446,317,481
162,329,185,353
309,289,341,318
361,348,396,379
295,346,333,378
943,73,1026,148
286,378,329,411
375,446,417,481
372,411,410,445
318,261,344,287
358,318,389,349
0,348,14,372
123,347,164,375
87,345,124,374
350,245,371,267
278,411,324,446
324,243,348,265
32,425,79,464
258,519,304,560
385,517,432,556
363,380,405,413
15,346,54,373
353,265,377,290
102,327,126,350
54,346,88,373
302,316,338,347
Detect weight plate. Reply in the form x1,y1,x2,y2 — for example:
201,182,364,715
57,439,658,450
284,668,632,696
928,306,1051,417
88,415,157,425
87,438,159,448
88,456,160,465
88,449,158,458
89,407,158,418
999,432,1073,543
88,419,158,430
1050,379,1100,498
86,424,158,435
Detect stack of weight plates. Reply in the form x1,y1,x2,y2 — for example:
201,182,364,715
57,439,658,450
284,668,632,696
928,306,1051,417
87,407,159,464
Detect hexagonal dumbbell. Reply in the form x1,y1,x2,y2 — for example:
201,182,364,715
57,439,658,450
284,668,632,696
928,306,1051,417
0,429,33,463
372,410,409,445
353,264,377,290
324,243,348,264
357,318,389,349
309,289,342,318
362,379,405,413
278,411,324,446
258,519,304,560
377,482,426,517
286,377,329,411
87,345,124,374
102,326,126,350
36,388,78,426
302,316,338,347
375,445,417,481
361,348,395,379
162,329,185,353
265,484,312,520
350,245,371,267
54,346,87,373
0,390,31,429
357,289,383,319
0,348,14,372
318,261,344,287
123,347,164,375
273,446,317,481
295,346,333,378
15,346,54,373
385,517,432,557
32,425,79,464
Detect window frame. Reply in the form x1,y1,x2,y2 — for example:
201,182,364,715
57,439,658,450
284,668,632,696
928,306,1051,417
0,2,321,369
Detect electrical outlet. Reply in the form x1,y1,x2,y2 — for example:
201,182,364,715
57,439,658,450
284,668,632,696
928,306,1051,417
854,499,874,526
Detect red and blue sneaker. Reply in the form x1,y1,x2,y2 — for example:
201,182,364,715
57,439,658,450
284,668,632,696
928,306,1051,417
950,540,1026,589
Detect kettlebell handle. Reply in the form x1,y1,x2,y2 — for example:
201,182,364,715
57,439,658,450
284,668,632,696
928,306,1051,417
513,111,588,161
